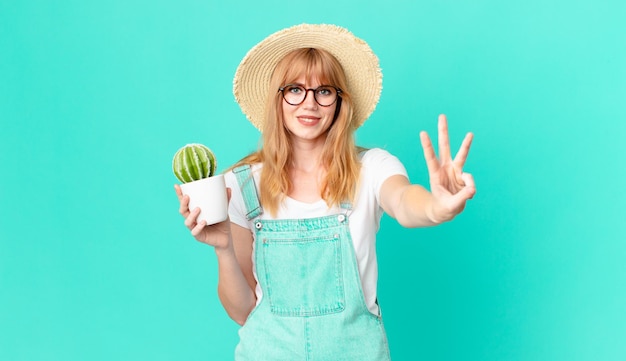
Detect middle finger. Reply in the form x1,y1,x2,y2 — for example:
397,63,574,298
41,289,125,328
438,114,452,162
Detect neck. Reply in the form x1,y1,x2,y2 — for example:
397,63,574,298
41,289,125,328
289,137,325,172
287,138,327,203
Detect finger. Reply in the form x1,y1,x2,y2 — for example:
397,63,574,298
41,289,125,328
226,187,232,203
174,184,182,199
178,194,191,217
460,172,476,199
175,184,191,217
190,220,207,238
184,207,201,228
438,114,452,162
454,132,474,168
445,174,475,215
420,131,439,174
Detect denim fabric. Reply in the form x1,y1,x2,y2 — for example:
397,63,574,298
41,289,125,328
233,165,263,219
233,166,391,361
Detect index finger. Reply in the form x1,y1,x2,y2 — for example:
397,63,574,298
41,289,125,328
174,184,191,217
174,184,183,200
420,131,440,175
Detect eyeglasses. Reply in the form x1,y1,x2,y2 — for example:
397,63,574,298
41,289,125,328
278,84,342,107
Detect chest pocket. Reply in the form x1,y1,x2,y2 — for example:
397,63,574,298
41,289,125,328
260,232,346,317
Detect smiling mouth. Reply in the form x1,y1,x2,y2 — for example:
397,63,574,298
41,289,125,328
298,116,320,124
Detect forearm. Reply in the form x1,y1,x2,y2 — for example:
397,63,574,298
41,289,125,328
214,244,256,325
394,185,440,228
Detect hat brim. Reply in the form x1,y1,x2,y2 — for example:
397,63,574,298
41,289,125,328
233,24,382,131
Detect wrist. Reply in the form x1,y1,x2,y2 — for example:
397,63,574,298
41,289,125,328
213,236,235,258
206,221,234,255
426,201,447,225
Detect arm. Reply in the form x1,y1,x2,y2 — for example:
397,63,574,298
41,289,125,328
379,114,476,227
214,223,256,326
175,186,256,325
380,175,438,227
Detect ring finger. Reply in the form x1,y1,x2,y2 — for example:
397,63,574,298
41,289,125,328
184,207,201,229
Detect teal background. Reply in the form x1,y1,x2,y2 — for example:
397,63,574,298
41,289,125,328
1,0,625,360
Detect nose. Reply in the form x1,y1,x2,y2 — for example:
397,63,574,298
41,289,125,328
302,89,318,108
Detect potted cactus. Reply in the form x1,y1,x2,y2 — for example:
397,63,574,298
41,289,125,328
173,143,228,225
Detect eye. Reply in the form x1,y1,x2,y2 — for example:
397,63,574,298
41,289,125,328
316,87,334,96
286,85,304,94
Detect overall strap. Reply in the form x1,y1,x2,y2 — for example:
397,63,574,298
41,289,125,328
232,165,263,220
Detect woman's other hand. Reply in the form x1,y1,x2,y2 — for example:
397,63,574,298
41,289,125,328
419,114,476,223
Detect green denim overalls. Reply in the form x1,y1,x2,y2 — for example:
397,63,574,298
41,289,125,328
232,165,391,361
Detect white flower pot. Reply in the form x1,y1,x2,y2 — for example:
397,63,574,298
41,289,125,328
179,174,228,225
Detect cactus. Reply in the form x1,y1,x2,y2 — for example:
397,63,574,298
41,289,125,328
172,143,217,183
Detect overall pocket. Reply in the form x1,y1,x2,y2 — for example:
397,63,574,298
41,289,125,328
261,233,345,317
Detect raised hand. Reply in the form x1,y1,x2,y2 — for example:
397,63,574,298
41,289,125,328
419,114,476,222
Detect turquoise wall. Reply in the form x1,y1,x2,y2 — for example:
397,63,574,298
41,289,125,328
1,0,624,360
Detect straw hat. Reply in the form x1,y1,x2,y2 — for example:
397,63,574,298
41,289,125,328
233,24,382,130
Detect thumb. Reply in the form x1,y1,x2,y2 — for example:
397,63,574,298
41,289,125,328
460,173,476,200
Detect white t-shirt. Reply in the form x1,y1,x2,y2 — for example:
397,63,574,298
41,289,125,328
224,148,408,315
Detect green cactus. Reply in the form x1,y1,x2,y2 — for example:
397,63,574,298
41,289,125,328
172,143,217,183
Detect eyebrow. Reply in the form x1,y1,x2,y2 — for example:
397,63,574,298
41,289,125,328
285,82,333,88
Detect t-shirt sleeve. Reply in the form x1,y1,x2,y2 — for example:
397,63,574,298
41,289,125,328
224,170,250,229
361,148,409,205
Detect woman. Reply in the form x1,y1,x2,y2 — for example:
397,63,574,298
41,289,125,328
175,24,475,360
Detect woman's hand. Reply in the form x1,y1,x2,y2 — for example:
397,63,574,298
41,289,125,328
420,114,476,223
174,184,232,251
175,184,257,324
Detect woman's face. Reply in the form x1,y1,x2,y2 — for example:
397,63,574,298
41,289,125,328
281,76,337,145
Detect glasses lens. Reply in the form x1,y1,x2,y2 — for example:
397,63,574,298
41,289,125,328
314,86,337,106
283,85,305,105
281,85,338,106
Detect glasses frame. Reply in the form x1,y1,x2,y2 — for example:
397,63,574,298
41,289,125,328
278,84,342,107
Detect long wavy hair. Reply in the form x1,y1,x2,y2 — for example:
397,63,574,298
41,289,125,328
233,48,361,216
